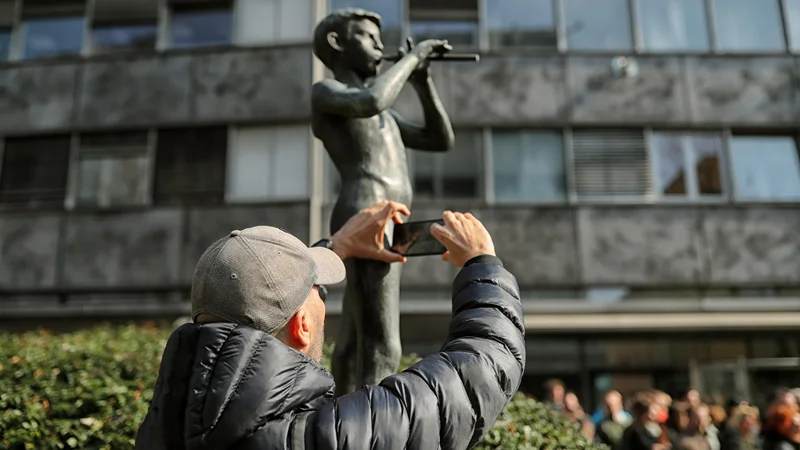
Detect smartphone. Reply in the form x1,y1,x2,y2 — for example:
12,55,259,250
391,219,447,257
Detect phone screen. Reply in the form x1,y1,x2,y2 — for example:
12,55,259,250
391,219,446,256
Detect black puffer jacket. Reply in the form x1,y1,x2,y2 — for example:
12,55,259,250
135,257,525,449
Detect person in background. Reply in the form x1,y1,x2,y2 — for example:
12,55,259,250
696,404,720,450
726,404,761,450
719,399,746,450
621,393,672,450
544,378,567,413
761,404,800,450
685,389,702,409
563,391,595,440
667,402,692,450
597,390,634,449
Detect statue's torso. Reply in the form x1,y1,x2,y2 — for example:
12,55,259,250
313,110,413,231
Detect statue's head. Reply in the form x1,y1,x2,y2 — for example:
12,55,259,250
313,8,384,78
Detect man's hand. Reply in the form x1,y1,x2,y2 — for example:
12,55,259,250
430,211,495,268
402,38,452,84
331,201,410,263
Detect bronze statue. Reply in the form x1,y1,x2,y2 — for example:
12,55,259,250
311,8,456,395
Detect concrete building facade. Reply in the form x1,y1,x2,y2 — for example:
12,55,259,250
0,0,799,407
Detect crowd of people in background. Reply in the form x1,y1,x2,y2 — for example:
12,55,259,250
543,379,800,450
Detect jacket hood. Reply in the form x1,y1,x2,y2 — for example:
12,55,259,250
154,323,335,450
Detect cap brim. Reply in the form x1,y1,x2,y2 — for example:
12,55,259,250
307,247,346,285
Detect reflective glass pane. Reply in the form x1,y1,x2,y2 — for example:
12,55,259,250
22,17,85,59
78,156,149,206
441,132,481,198
331,0,401,48
0,30,10,60
413,151,437,198
413,132,481,199
564,0,632,50
92,23,157,53
692,135,724,195
171,9,232,48
410,20,478,47
492,130,566,202
487,0,557,49
652,134,688,195
637,0,709,51
652,133,724,196
714,0,785,52
730,137,800,200
786,0,800,50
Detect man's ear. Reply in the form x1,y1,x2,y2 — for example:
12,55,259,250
327,31,344,52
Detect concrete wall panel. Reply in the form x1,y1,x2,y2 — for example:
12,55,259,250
192,46,312,121
448,56,567,125
0,214,61,289
685,57,797,124
478,207,578,286
63,209,183,287
568,56,687,124
578,207,705,285
79,55,192,127
181,203,310,282
703,208,800,284
0,63,76,133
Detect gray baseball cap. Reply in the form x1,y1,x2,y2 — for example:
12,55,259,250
191,226,346,333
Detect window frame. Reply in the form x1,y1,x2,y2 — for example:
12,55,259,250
726,131,800,204
225,125,312,204
88,0,161,56
0,133,73,210
486,128,569,205
65,130,156,211
16,1,89,61
647,129,731,204
152,125,229,206
409,128,485,202
165,0,234,50
407,0,481,50
633,0,713,54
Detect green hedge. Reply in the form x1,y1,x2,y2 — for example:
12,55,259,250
0,324,605,450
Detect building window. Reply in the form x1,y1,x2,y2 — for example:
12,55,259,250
75,131,151,208
713,0,785,52
563,0,633,51
20,2,86,60
785,0,800,51
729,136,800,201
169,1,233,48
331,0,401,48
486,0,557,49
413,131,482,199
0,0,13,60
491,130,566,202
90,0,158,53
650,132,724,199
636,0,710,52
226,126,310,202
0,29,10,60
154,127,227,205
571,130,650,199
0,135,71,209
408,0,479,48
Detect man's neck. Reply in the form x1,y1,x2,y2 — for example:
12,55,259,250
332,65,371,86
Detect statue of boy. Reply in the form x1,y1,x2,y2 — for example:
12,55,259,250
311,8,455,395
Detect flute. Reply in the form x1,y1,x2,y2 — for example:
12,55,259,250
381,53,480,62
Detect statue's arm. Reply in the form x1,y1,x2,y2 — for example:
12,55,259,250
311,54,422,118
390,78,455,152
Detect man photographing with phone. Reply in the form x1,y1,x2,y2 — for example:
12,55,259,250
136,200,525,450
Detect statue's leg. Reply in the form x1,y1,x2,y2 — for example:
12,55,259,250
352,257,402,387
332,259,359,397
